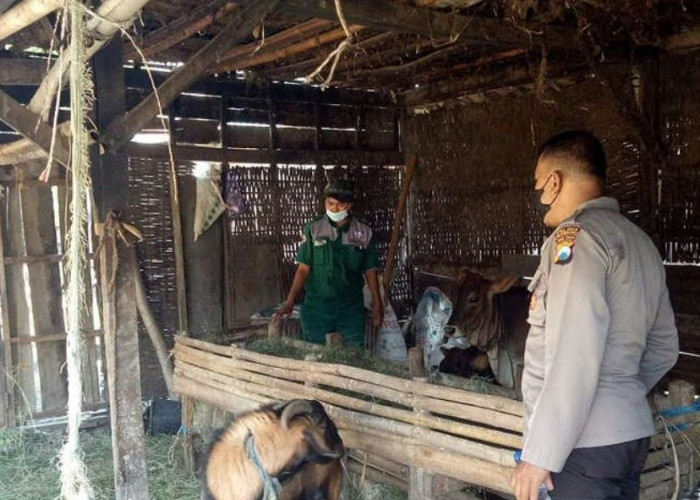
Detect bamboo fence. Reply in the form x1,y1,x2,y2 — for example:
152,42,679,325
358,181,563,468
172,336,700,498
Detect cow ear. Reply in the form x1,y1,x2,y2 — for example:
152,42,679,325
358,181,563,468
456,267,471,285
489,274,519,295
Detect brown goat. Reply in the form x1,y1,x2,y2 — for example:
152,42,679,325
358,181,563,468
202,399,344,500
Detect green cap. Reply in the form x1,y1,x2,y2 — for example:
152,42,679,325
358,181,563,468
323,178,355,203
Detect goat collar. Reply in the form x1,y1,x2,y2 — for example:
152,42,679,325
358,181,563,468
245,432,282,500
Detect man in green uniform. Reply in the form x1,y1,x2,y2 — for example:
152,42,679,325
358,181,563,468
276,179,384,345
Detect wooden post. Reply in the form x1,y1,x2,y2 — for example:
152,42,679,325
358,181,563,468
0,196,15,427
167,102,195,472
93,39,149,500
410,373,434,500
408,346,426,378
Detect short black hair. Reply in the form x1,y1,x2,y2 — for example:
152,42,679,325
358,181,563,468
537,130,607,184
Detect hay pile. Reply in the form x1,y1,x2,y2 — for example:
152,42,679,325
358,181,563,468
0,427,199,500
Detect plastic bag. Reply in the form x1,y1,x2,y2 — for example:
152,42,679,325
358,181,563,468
363,285,407,361
223,168,246,217
413,287,453,371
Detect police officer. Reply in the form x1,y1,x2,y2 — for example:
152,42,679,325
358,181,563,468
276,179,383,345
511,130,679,500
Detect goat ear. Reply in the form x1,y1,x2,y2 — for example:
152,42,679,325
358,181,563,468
304,430,343,460
489,274,519,295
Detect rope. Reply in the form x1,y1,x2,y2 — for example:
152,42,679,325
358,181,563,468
58,0,95,498
245,431,282,500
304,0,354,89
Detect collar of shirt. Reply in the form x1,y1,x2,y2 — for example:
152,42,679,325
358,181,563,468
573,196,620,217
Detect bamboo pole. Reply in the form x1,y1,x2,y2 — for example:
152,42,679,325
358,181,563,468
215,25,364,74
383,154,417,292
28,0,152,120
0,0,63,43
341,430,513,494
176,342,523,432
174,359,522,455
131,247,175,399
176,336,524,416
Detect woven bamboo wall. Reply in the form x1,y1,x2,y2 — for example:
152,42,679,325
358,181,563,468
658,52,700,263
404,68,645,270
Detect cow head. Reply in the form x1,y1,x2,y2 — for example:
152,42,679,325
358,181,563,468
450,269,519,351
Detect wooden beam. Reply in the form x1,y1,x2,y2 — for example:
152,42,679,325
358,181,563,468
102,0,280,152
0,58,48,85
281,0,578,50
0,89,70,167
127,143,404,165
27,0,152,121
664,27,700,52
125,1,238,60
0,0,63,43
401,62,587,106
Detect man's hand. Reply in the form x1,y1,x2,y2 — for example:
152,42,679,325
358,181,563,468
371,301,384,327
274,301,294,321
511,461,553,500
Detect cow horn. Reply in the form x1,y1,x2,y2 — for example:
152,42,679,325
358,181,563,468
280,399,317,429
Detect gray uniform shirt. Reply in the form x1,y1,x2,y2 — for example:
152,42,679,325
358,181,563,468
521,197,679,473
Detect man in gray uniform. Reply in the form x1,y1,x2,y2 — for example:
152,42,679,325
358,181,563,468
511,130,679,500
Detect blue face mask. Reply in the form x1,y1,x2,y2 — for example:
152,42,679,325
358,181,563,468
326,209,349,223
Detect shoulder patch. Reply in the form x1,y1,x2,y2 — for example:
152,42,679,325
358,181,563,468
554,225,581,264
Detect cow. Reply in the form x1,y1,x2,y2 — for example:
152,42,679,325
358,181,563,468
441,269,530,397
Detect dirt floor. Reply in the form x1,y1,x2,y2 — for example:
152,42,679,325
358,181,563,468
0,425,407,500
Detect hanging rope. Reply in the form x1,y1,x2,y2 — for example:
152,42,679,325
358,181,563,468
304,0,354,89
58,0,95,498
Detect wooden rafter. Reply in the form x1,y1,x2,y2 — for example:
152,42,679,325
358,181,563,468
102,0,280,152
0,89,70,167
258,32,397,80
215,18,334,71
215,24,364,74
281,0,578,50
0,0,63,43
124,1,238,60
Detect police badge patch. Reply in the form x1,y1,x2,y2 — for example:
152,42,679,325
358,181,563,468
554,225,581,264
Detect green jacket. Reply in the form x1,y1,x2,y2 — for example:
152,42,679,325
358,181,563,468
296,216,380,305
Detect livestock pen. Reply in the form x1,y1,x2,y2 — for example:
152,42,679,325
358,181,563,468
0,1,699,499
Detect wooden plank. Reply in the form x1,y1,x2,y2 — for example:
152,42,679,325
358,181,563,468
0,89,70,167
0,58,48,86
5,182,37,420
93,39,148,500
0,184,15,426
102,0,281,152
10,330,102,345
282,0,578,50
20,175,68,412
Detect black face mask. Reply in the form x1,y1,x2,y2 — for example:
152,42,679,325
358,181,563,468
533,174,555,218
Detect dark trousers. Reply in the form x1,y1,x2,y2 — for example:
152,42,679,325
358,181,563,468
551,437,650,500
